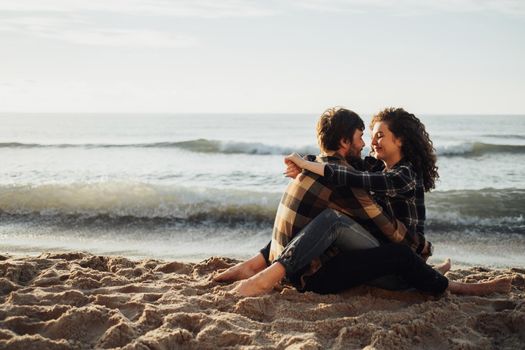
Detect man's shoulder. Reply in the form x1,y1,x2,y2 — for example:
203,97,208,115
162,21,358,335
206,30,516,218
279,170,333,214
284,163,333,196
312,154,348,166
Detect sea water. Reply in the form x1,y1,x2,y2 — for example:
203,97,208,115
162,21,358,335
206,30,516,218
0,113,523,267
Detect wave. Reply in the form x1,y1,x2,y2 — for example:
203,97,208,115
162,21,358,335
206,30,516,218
436,142,525,157
426,188,524,234
426,188,525,218
0,140,318,155
0,183,523,234
0,182,281,226
167,139,318,155
2,139,525,158
482,134,525,140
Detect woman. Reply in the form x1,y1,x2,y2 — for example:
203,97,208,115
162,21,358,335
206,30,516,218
221,108,511,297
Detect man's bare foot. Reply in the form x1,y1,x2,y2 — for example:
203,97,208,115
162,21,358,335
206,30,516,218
214,263,258,283
434,258,451,275
232,262,286,297
448,277,512,296
231,276,275,297
213,253,267,283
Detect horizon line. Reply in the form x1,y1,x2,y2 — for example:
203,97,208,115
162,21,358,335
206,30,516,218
1,111,525,116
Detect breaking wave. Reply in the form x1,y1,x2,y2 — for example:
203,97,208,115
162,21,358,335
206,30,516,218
0,183,523,234
436,142,525,157
0,140,318,156
2,139,524,158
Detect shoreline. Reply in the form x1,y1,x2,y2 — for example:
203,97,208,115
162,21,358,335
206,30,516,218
1,251,524,349
2,248,523,270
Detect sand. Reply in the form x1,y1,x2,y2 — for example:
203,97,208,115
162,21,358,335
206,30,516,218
0,252,523,350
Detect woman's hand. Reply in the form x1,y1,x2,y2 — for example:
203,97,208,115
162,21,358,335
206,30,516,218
283,153,306,179
284,152,304,167
284,158,302,178
285,152,325,177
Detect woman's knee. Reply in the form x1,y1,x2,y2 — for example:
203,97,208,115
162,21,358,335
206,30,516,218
388,244,415,264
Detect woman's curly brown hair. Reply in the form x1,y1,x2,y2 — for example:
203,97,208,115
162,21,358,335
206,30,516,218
371,108,439,191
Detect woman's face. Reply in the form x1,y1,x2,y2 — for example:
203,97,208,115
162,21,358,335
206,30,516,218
371,121,402,164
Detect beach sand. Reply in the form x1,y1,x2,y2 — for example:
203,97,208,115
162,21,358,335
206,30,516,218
0,252,523,349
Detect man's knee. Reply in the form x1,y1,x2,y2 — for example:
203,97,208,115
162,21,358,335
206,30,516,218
320,208,345,222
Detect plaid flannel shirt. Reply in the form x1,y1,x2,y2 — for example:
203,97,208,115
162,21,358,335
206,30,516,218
268,154,431,286
324,158,430,256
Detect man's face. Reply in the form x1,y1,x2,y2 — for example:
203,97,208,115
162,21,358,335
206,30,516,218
347,128,365,158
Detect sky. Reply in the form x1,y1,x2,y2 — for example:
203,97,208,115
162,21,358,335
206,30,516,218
1,0,524,114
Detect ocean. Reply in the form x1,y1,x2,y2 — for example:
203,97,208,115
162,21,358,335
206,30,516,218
0,113,523,267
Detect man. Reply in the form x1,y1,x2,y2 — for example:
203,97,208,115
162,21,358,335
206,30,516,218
214,107,432,294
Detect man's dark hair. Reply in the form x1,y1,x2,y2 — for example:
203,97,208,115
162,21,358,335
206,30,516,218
316,107,364,153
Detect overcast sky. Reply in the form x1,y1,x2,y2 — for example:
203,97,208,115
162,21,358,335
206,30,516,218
1,0,524,114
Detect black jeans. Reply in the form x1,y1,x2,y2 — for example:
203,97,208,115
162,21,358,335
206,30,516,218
262,209,447,294
303,243,448,295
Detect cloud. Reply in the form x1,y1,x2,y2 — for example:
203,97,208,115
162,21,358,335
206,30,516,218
0,79,180,112
0,0,276,18
0,0,522,49
59,29,197,48
1,0,523,18
291,0,525,15
0,1,277,49
54,29,196,48
0,15,198,48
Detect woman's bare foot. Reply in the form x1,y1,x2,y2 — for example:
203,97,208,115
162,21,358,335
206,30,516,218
434,258,451,275
232,262,286,297
448,277,512,296
214,253,267,283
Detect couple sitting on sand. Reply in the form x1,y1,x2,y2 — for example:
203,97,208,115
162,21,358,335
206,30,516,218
214,107,511,297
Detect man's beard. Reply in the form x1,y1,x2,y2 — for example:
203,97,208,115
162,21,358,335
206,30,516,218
345,153,362,165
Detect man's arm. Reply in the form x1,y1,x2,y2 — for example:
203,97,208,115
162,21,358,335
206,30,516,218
335,191,432,258
327,163,431,258
331,186,407,244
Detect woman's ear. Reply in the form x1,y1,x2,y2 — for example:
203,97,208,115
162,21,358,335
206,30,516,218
393,135,403,148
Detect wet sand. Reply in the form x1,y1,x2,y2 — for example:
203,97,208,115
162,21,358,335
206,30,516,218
0,252,523,349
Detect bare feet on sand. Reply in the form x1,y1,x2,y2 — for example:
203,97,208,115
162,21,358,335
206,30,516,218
434,258,452,275
449,277,513,296
213,253,267,283
231,262,286,297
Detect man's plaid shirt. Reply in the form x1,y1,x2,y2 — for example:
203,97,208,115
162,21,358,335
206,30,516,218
269,154,431,272
324,157,429,254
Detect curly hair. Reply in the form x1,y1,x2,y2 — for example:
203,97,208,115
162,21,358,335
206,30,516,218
370,108,439,191
316,107,364,153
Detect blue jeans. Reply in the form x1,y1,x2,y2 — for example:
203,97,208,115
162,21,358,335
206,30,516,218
276,208,410,290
